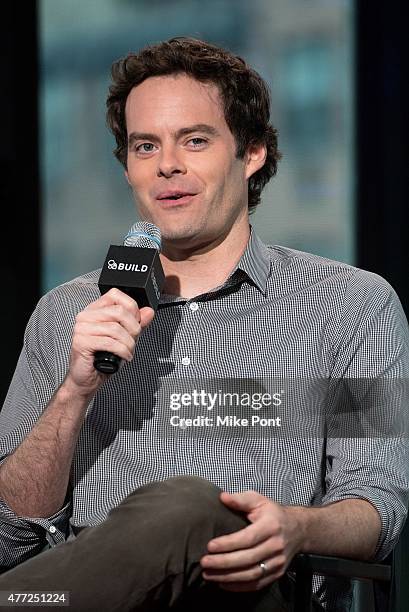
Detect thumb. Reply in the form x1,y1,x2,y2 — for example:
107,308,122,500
140,306,155,328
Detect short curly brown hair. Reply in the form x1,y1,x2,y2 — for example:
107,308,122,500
106,37,281,212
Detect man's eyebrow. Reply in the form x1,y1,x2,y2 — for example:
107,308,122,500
127,124,220,147
176,124,220,138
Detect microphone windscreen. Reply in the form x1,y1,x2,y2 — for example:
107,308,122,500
123,222,161,250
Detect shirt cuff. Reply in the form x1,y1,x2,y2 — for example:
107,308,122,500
0,494,71,570
0,494,71,542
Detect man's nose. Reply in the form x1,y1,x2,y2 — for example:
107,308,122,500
157,145,187,178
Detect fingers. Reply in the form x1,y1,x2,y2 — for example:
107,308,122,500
73,321,137,362
77,305,141,339
71,289,154,368
218,571,276,592
219,490,266,513
202,494,293,591
202,552,287,585
207,518,280,554
86,289,155,329
202,533,285,573
78,289,154,348
85,287,139,313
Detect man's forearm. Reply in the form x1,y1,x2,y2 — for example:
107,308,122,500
0,380,92,518
288,498,382,561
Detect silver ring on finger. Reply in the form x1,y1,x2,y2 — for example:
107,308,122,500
259,561,268,577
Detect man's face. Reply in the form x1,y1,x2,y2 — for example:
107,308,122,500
124,74,265,252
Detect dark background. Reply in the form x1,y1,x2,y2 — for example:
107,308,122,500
0,3,41,405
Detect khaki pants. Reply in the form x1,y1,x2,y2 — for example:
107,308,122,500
0,476,322,611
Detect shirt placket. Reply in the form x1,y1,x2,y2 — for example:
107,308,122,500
169,298,205,475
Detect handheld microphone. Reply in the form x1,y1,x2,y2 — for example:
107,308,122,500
93,222,165,374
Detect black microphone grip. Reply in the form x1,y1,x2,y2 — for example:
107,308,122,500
94,351,121,374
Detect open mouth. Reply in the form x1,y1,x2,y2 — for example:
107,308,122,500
157,192,196,205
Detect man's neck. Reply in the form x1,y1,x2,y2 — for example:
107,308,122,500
160,224,250,299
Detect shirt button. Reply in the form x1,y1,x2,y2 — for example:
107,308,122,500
49,526,57,534
189,302,199,311
182,356,191,366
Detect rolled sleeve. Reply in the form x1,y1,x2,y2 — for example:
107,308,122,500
322,437,409,560
0,491,71,571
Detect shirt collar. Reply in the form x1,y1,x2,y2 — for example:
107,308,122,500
159,227,271,304
233,227,270,294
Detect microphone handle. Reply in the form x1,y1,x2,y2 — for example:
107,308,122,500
93,351,121,374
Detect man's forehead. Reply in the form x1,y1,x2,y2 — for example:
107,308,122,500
125,74,224,121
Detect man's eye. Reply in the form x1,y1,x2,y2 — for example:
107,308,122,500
136,143,155,153
189,138,207,147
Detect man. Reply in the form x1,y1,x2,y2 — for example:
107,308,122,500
0,37,408,611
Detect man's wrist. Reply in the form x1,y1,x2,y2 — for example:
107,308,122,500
57,377,95,406
283,505,310,555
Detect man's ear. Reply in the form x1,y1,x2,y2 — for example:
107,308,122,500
245,142,267,180
124,169,131,185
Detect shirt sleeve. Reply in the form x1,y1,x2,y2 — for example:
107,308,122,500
0,470,71,571
322,269,409,561
0,291,73,571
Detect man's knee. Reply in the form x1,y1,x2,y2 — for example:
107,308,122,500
111,476,246,534
119,476,221,516
155,475,223,505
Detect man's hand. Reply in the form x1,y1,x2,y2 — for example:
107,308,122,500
64,288,155,398
200,491,303,592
